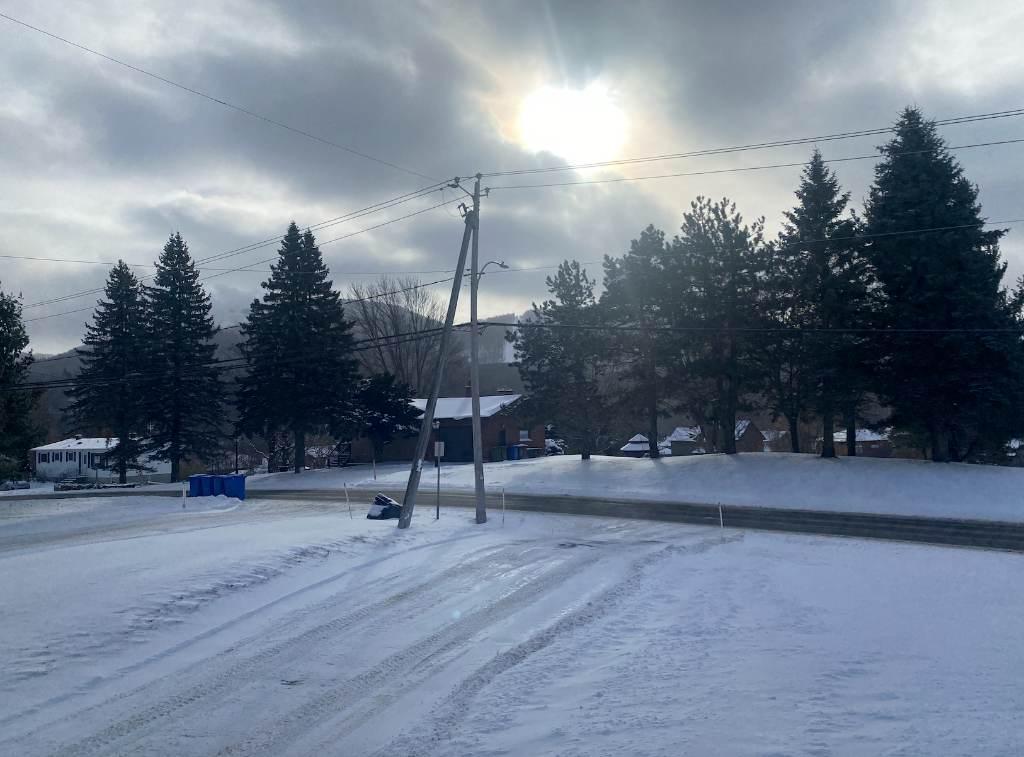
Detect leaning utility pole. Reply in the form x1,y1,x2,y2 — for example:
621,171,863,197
397,186,474,529
468,173,487,524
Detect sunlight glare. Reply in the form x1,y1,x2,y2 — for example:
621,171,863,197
518,83,627,165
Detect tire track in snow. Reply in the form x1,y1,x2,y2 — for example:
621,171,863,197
376,532,745,757
213,548,608,757
29,538,533,757
3,530,493,748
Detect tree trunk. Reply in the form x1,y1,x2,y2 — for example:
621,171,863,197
844,403,857,457
787,416,801,453
722,356,738,454
118,459,127,485
294,428,305,473
930,424,950,463
170,456,180,483
646,329,659,458
821,399,836,458
267,431,276,473
581,448,591,461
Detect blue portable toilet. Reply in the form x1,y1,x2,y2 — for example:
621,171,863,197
188,474,204,497
198,475,214,497
210,475,225,496
223,474,246,500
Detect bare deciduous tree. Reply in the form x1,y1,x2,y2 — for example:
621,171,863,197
348,276,467,394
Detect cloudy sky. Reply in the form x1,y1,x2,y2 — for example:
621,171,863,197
2,0,1023,353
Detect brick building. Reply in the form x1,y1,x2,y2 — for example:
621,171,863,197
349,393,544,463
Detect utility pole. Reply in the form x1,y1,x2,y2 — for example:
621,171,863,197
469,173,487,524
397,183,474,529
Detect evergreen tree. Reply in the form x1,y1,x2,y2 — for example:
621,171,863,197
865,108,1023,461
143,233,222,481
668,197,766,454
350,373,421,466
0,283,40,475
765,151,873,457
511,260,614,460
66,263,147,482
238,223,359,473
602,225,670,457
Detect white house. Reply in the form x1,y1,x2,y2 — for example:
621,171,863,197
30,437,172,482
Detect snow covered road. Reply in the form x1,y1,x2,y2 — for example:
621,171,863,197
1,495,1022,756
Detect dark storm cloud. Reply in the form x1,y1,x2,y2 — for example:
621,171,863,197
1,0,1022,353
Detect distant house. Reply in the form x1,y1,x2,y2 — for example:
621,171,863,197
29,437,171,482
733,419,764,453
761,428,789,452
662,426,704,456
833,428,893,457
619,434,652,458
349,393,544,464
660,419,762,455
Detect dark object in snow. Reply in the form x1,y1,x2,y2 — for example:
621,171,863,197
367,493,402,520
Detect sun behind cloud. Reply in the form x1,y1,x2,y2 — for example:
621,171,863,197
517,82,627,165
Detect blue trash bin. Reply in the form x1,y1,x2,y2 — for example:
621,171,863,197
211,476,225,496
198,475,214,497
507,445,520,461
223,474,246,500
188,475,204,498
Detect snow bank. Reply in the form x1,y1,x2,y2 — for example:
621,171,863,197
372,453,1024,522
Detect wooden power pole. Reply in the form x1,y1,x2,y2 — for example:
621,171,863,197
397,190,475,529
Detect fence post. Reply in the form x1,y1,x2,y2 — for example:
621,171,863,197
502,487,506,526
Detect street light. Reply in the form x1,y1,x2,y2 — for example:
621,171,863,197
470,256,508,525
432,420,441,520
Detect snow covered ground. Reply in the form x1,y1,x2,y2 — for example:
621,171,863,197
244,453,1024,523
1,492,1022,756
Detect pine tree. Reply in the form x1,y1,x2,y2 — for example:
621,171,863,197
143,233,222,481
350,372,422,465
511,260,614,460
602,225,670,457
66,263,147,483
238,223,359,473
668,197,766,454
0,283,40,476
865,107,1023,461
766,151,873,457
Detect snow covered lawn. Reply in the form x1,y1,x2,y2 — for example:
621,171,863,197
1,492,1021,755
366,453,1024,523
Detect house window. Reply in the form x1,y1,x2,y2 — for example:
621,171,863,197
66,451,76,461
38,452,49,464
53,451,61,463
519,429,530,442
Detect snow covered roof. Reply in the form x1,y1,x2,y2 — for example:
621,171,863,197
663,426,701,444
620,434,651,452
411,394,521,421
833,428,891,443
735,419,752,438
31,437,116,452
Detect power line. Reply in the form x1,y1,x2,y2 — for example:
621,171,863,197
0,11,437,181
29,274,463,365
20,182,448,310
18,323,468,392
488,321,1024,335
23,196,462,323
489,138,1024,190
481,108,1024,177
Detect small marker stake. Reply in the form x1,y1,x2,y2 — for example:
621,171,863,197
345,483,352,519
